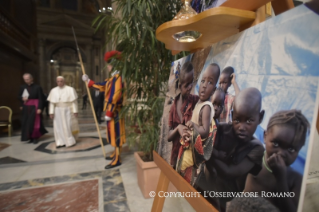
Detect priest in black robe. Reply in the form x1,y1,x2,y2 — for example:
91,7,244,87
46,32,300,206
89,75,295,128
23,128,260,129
18,73,47,143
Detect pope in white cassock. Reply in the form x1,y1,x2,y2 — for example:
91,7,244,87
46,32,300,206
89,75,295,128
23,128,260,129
47,76,79,148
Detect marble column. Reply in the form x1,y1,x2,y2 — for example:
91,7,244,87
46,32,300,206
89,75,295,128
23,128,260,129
75,65,80,93
52,61,60,87
38,39,45,91
77,62,84,95
50,0,55,8
47,61,52,91
77,0,82,12
85,44,93,80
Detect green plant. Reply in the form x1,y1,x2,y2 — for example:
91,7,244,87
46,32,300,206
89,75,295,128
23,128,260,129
93,0,189,161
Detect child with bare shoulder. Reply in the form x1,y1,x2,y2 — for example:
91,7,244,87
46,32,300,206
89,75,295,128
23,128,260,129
176,63,220,185
244,109,310,212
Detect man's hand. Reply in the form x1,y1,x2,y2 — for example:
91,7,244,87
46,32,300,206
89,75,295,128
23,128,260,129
50,114,54,119
74,113,78,118
22,97,28,102
37,109,41,114
82,74,90,82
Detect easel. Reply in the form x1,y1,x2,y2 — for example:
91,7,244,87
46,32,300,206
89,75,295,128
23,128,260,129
151,151,218,212
152,0,294,211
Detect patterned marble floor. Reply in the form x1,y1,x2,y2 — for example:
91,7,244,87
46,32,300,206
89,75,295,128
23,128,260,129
0,169,128,212
0,107,195,212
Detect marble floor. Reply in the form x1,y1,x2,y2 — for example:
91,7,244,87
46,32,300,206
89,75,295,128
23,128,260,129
0,108,194,212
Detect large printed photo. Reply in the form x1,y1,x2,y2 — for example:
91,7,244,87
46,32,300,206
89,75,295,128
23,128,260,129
157,4,319,212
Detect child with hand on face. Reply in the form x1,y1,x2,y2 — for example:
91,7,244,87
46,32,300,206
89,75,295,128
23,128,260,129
219,66,240,123
205,87,265,211
244,110,309,212
167,62,199,169
176,63,220,185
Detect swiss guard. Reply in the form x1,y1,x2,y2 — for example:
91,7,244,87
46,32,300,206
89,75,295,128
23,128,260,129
82,50,125,169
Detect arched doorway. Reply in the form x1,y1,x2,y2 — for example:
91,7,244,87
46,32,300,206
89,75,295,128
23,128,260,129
50,46,84,95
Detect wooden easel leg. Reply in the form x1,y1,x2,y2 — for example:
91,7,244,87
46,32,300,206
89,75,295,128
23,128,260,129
151,171,170,212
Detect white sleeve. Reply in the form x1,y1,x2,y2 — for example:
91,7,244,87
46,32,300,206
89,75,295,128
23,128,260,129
72,100,78,113
49,102,55,114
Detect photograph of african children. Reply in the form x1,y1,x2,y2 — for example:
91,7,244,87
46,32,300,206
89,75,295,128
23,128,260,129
157,3,319,212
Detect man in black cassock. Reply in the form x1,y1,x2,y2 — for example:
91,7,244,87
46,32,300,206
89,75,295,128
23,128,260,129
18,73,47,144
91,88,104,124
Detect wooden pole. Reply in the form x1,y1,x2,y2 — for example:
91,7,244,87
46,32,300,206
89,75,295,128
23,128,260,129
72,27,106,158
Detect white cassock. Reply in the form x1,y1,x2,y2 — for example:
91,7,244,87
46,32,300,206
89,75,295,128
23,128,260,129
47,85,79,147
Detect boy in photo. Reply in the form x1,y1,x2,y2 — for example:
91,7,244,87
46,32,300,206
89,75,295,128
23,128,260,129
206,87,265,211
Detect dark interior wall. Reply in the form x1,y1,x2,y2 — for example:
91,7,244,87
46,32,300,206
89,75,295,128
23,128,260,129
0,0,38,129
14,0,34,33
0,45,23,127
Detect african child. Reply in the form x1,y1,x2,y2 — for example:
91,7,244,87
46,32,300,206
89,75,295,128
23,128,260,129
211,87,226,125
205,87,265,211
176,63,220,185
243,109,309,212
168,61,199,169
219,66,240,123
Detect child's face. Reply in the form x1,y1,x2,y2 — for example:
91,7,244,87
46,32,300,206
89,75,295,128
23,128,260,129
219,73,231,93
180,71,194,97
199,66,218,101
232,104,263,143
265,125,302,166
211,92,224,119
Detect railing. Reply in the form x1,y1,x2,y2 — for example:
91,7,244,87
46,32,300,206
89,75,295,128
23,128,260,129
0,7,32,50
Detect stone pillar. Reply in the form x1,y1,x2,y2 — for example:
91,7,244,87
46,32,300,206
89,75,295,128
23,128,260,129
47,61,52,92
78,0,82,12
38,39,45,90
77,62,84,94
75,65,80,93
99,46,104,80
85,44,93,80
52,61,60,86
50,0,55,8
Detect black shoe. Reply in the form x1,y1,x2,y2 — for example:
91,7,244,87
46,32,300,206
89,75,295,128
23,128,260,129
105,163,121,169
28,139,33,143
33,139,38,144
56,145,66,149
105,156,114,160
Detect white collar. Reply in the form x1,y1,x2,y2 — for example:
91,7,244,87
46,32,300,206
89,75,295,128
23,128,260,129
111,70,119,77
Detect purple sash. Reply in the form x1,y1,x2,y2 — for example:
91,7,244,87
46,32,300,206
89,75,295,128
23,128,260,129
25,99,41,138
